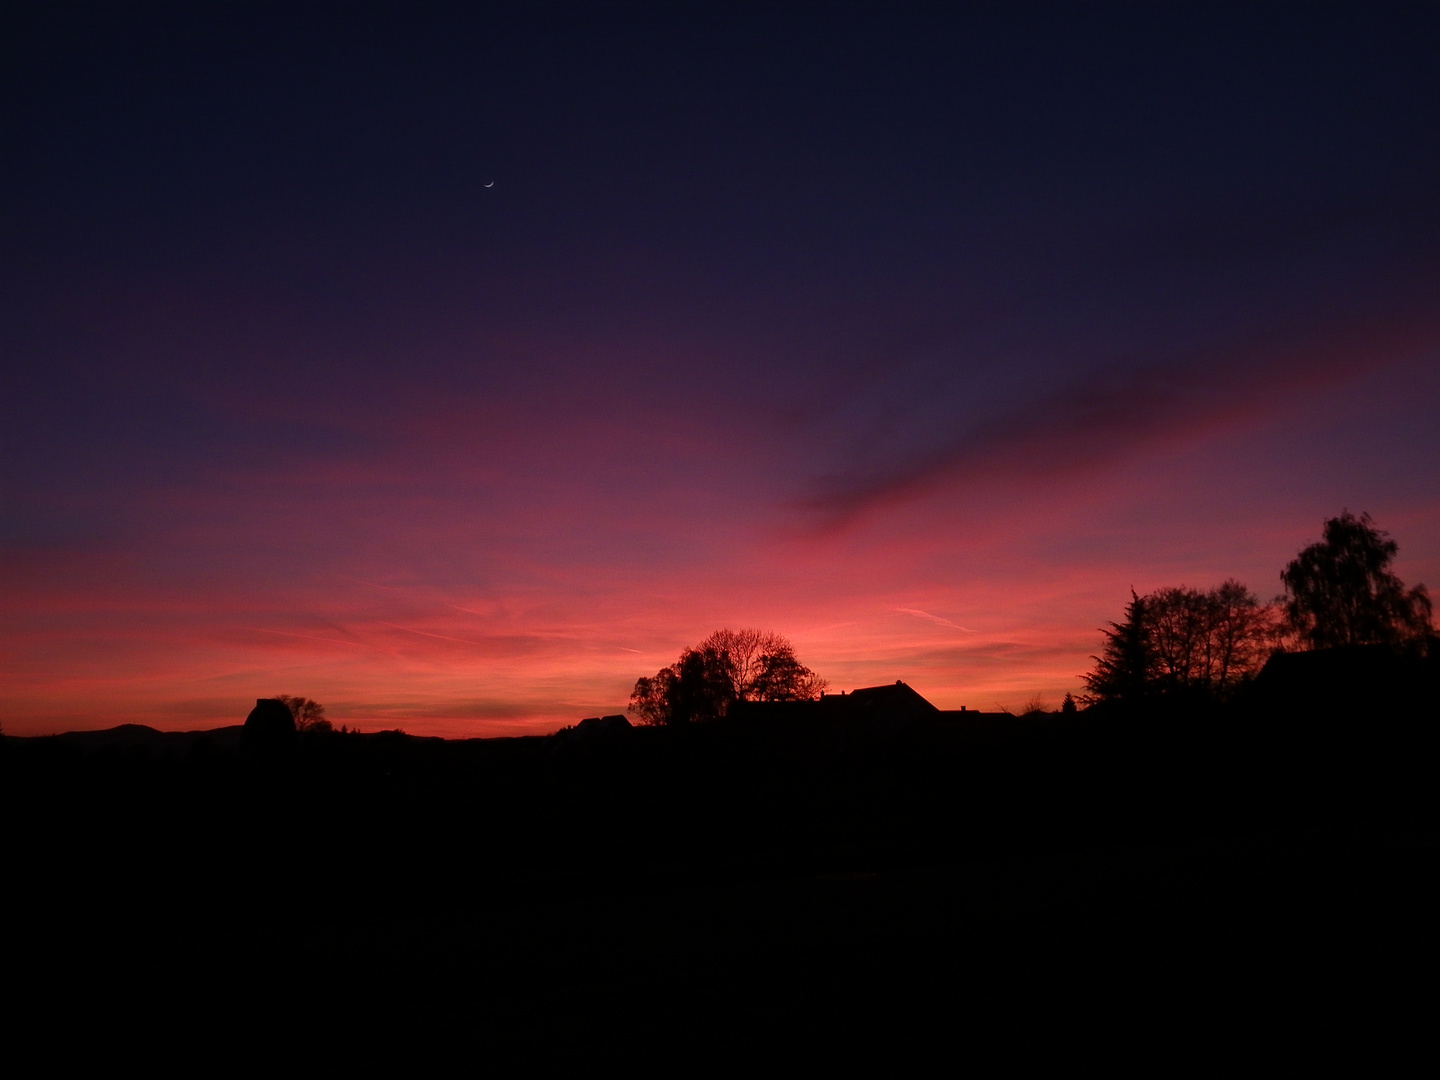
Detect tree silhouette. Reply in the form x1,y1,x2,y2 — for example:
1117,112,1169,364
629,629,826,725
1082,590,1153,705
274,694,332,733
1280,511,1433,651
1145,580,1274,698
1082,581,1274,705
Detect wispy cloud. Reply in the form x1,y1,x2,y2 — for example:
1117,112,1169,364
896,608,975,633
251,627,383,650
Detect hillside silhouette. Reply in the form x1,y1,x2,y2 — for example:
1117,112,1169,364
4,647,1436,1058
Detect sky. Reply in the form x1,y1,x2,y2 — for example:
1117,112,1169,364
4,2,1440,736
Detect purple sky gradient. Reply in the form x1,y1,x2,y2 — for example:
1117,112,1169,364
4,3,1439,734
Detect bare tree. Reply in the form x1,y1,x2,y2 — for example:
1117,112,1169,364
1144,581,1276,698
698,628,827,702
628,629,826,724
274,694,332,734
1019,694,1049,717
1206,579,1278,692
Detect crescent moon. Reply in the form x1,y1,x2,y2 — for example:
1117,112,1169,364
484,181,494,188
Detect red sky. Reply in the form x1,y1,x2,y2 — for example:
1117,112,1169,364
6,344,1436,737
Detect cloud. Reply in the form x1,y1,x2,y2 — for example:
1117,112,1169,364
801,304,1440,527
896,608,975,633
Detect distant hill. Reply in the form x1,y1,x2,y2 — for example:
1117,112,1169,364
6,724,246,757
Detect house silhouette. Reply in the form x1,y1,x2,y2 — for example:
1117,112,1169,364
732,680,995,726
820,680,939,717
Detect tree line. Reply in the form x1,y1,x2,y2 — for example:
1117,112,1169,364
628,512,1433,724
277,514,1431,730
1083,511,1434,705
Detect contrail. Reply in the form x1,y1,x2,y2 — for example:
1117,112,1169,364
896,608,976,633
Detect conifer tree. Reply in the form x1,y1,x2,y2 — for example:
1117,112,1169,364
1081,591,1154,705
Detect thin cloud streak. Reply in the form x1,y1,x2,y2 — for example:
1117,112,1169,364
802,309,1440,528
896,609,976,633
252,628,384,651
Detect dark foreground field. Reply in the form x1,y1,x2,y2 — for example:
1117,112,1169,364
4,660,1437,1062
